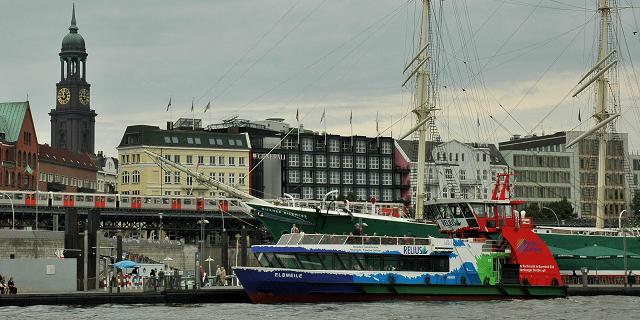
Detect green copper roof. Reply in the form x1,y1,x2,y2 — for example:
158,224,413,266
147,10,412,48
0,102,28,142
118,125,250,150
62,4,86,52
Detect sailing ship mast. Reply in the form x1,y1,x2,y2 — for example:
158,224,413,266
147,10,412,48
411,0,432,220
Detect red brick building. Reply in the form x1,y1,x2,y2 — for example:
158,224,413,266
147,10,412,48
0,102,39,190
38,143,98,192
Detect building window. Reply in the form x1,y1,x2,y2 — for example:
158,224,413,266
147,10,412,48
445,168,453,180
283,138,297,149
316,155,326,168
186,155,193,164
328,139,340,152
302,138,313,152
382,173,392,185
316,187,327,199
316,171,327,184
476,169,481,181
483,153,487,162
355,140,366,153
356,172,366,185
239,157,245,166
239,173,246,185
343,171,353,184
381,141,392,154
369,172,379,185
356,156,366,169
356,188,367,200
382,189,392,201
164,171,171,184
122,171,129,184
218,156,225,166
288,170,300,183
370,188,380,201
209,156,216,165
329,171,340,184
329,155,340,168
131,171,140,184
174,155,181,164
198,156,204,165
289,154,299,167
482,170,488,180
381,157,392,170
369,157,379,169
164,154,171,161
229,173,235,185
228,157,235,166
459,169,466,180
174,172,181,183
442,187,448,198
303,154,313,167
302,170,313,183
302,187,313,199
186,175,193,186
218,173,225,183
343,156,353,169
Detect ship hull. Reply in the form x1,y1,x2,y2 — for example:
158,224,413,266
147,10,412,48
235,268,566,304
247,203,640,272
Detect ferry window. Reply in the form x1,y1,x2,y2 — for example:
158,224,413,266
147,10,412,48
471,204,486,217
502,205,513,218
337,254,361,270
319,253,343,270
363,255,382,271
256,253,270,267
401,237,415,245
414,238,430,245
288,233,303,245
296,253,325,270
277,234,292,245
425,205,439,220
319,235,347,245
448,204,465,219
275,254,301,269
486,204,496,218
436,205,450,219
382,255,398,271
460,204,475,218
365,236,381,245
397,255,449,272
299,234,323,245
432,255,449,272
264,253,283,268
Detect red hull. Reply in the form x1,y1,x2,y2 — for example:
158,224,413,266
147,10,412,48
248,292,549,304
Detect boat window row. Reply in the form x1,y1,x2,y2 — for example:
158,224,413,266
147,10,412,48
257,252,449,273
277,234,431,246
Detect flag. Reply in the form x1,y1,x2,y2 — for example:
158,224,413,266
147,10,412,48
24,164,33,175
376,112,379,134
578,109,582,122
166,97,172,112
349,110,353,125
321,108,327,146
203,101,211,113
191,99,194,112
296,108,299,122
477,114,480,127
320,109,325,123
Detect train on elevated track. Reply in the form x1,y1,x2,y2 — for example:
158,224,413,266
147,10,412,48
0,191,246,212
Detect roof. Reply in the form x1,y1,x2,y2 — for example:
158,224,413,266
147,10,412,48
117,125,250,150
38,144,98,171
395,139,507,166
0,102,28,142
61,4,86,53
498,132,566,151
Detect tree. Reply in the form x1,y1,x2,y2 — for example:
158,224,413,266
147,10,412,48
544,197,576,220
631,191,640,215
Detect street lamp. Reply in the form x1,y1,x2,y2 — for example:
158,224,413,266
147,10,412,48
205,256,214,281
0,193,15,230
541,206,560,227
619,209,629,287
197,217,209,289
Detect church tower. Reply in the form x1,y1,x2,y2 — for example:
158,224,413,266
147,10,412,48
50,4,97,154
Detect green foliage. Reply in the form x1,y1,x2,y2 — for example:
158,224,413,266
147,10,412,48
631,191,640,215
522,198,576,222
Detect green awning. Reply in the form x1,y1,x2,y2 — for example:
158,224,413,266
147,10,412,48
549,246,580,259
572,245,640,260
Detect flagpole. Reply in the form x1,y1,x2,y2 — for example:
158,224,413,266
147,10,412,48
192,98,195,131
350,110,353,146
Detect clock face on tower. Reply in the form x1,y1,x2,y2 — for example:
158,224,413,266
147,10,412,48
57,88,70,105
79,88,90,105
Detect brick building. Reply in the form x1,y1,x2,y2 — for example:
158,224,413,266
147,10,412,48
0,101,39,190
38,143,98,192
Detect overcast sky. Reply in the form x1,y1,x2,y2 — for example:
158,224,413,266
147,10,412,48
1,0,639,156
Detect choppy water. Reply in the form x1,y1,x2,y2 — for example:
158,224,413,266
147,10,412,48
0,296,637,320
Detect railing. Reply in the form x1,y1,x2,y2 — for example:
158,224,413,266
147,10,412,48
267,198,408,217
276,233,432,246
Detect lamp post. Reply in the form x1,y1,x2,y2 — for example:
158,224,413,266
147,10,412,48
158,212,164,240
1,193,15,230
197,217,209,289
619,209,629,287
541,206,560,227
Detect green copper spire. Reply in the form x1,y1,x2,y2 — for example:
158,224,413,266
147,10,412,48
69,3,78,33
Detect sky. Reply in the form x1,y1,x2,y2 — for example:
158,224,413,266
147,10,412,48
1,0,639,157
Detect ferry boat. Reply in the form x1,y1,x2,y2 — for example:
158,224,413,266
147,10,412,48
234,204,567,303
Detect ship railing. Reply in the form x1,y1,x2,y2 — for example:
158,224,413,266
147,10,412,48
276,233,431,246
267,198,407,217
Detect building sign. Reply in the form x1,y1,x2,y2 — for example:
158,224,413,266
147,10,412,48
252,153,285,160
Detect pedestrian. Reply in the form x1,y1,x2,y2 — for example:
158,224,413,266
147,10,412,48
215,265,222,286
220,267,227,286
7,277,16,294
0,275,5,294
290,224,300,234
199,265,206,287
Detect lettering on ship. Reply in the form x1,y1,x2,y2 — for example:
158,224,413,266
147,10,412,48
403,245,429,255
274,272,303,279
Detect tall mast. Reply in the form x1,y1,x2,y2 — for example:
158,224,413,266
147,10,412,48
595,0,610,229
414,0,431,220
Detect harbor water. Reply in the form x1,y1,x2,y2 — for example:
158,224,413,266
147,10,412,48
1,296,637,320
